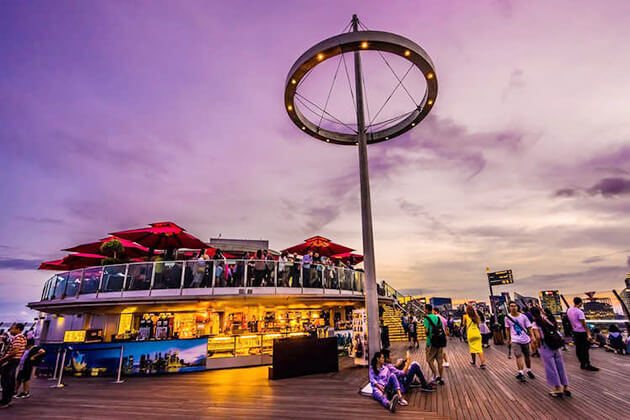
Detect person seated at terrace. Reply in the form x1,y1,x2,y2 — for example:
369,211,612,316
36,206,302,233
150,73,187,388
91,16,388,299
382,348,435,393
604,325,627,354
593,328,606,348
369,351,406,412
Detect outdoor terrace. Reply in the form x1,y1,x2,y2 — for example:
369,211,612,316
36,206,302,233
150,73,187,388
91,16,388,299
5,339,629,419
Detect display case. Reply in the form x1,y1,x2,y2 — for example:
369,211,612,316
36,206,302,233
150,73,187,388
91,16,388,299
207,336,236,358
235,335,262,356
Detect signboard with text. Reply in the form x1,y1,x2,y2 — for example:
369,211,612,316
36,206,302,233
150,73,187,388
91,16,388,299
487,269,514,286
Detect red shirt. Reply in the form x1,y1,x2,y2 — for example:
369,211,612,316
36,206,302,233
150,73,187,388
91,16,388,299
10,334,27,359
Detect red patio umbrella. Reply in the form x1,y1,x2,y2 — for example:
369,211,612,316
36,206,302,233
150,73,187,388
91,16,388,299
110,222,209,251
331,252,364,266
38,259,70,271
39,253,105,271
282,236,354,257
62,236,152,259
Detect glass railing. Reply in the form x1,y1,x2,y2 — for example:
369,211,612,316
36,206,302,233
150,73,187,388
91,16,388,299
39,259,366,301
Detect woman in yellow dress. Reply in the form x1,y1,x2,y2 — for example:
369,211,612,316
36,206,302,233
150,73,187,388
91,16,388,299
463,304,486,369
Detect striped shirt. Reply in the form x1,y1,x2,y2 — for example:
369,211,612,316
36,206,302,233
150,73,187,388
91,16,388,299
10,334,27,359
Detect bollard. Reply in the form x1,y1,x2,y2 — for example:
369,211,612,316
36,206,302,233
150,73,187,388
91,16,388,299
49,349,61,381
51,349,67,388
113,346,125,384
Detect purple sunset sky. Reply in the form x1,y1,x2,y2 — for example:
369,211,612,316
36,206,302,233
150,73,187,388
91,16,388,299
2,1,630,320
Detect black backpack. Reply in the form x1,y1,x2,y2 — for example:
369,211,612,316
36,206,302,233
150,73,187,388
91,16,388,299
541,319,563,350
426,316,447,348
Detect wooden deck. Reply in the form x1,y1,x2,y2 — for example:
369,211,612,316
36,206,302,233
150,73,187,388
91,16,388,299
4,339,630,419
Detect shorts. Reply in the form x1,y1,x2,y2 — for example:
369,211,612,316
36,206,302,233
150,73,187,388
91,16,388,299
17,366,33,382
513,342,530,358
426,346,444,364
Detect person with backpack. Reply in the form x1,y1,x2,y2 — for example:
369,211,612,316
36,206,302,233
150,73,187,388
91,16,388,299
423,304,446,385
463,304,486,369
531,307,570,398
504,301,535,382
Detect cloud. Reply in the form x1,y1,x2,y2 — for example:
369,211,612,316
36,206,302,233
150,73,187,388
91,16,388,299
16,216,64,225
554,188,578,198
587,177,630,197
0,258,41,270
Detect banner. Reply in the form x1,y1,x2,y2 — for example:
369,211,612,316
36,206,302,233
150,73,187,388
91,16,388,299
43,338,207,377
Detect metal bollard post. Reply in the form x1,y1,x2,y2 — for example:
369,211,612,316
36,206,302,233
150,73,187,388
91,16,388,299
113,346,125,384
51,349,67,388
49,349,61,380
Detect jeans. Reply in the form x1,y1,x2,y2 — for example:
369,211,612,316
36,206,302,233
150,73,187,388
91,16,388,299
372,374,401,407
1,359,19,405
397,362,428,392
540,344,568,387
573,331,590,367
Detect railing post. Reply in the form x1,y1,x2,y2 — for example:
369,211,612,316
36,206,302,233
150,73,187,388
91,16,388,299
274,261,278,294
243,261,248,288
179,261,186,296
113,346,125,384
49,348,61,380
211,261,216,293
51,349,67,389
75,269,84,299
121,264,129,297
96,266,105,298
149,262,156,296
299,262,304,293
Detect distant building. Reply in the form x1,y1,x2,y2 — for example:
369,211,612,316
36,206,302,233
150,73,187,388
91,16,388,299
621,273,630,313
514,292,539,309
583,297,615,320
539,290,563,315
207,238,270,255
429,297,452,310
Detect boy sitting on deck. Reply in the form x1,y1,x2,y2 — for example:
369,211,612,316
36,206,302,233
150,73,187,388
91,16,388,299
382,348,436,393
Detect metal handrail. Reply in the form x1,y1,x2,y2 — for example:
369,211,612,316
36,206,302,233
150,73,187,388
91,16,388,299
40,259,366,301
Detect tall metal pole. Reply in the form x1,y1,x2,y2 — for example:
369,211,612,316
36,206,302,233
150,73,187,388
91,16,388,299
352,14,380,362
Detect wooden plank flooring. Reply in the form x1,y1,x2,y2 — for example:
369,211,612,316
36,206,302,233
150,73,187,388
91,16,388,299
3,339,630,419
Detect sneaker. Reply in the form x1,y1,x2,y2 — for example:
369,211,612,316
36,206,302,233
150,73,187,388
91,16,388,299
398,398,408,406
420,386,436,392
584,365,599,371
479,364,486,370
443,361,450,367
470,361,476,366
527,371,535,379
389,395,399,412
516,373,526,382
21,392,31,399
0,404,10,409
436,377,445,385
14,393,25,399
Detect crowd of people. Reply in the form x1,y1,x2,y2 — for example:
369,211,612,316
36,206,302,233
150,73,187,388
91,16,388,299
0,323,46,409
372,296,630,413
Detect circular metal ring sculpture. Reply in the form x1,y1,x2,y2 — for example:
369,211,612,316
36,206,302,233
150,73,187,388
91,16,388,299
284,30,438,145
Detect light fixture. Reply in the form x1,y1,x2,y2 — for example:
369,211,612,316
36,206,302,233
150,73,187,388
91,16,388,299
301,126,306,130
317,53,324,61
427,72,434,79
361,41,368,49
287,105,293,111
411,122,416,126
385,137,389,140
326,139,330,142
291,79,297,85
404,50,410,57
427,99,434,105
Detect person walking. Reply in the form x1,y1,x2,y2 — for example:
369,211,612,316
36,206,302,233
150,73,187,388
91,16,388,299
531,307,570,398
504,301,535,382
567,297,598,371
463,304,486,369
423,304,446,385
0,323,27,409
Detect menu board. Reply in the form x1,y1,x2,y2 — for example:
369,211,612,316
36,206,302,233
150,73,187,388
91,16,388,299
63,330,86,343
351,309,368,366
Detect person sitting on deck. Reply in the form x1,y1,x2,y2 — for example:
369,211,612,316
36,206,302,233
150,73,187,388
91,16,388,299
368,351,406,412
604,325,627,354
381,348,436,393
